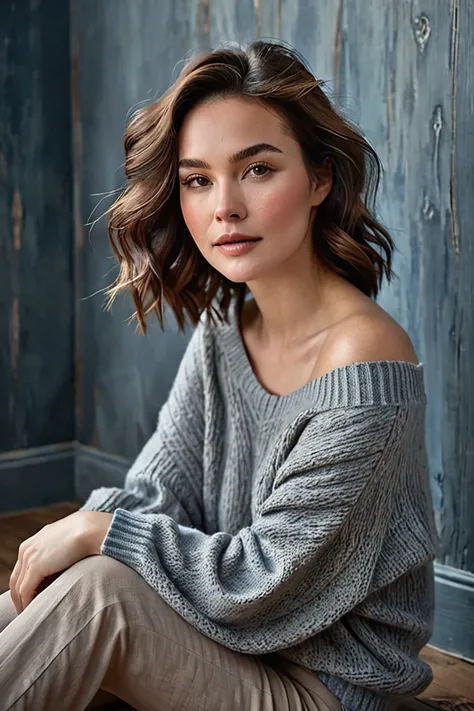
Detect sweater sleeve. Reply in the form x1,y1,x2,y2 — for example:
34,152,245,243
79,322,205,529
99,402,436,654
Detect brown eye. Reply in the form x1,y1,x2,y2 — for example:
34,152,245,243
245,162,272,178
182,175,210,188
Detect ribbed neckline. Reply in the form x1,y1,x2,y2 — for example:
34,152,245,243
218,296,426,417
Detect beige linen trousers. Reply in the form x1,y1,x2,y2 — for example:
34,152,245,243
0,554,344,711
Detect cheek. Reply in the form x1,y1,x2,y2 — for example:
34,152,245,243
180,193,206,238
255,180,310,228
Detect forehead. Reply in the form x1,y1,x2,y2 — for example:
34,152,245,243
177,96,292,156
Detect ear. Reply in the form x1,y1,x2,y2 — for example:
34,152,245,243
310,157,332,207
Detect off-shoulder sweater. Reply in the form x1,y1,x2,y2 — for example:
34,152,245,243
80,296,438,711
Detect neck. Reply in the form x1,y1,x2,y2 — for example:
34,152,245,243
245,259,345,348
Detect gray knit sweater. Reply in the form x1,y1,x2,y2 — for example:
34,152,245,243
80,296,438,711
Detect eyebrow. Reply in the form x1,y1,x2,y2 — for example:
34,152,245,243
178,142,284,170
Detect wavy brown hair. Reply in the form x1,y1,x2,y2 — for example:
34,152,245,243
104,39,394,334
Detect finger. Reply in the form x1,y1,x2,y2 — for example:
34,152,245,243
12,539,34,613
18,567,41,611
9,549,25,614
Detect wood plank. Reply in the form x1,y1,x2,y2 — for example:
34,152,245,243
0,500,81,522
420,647,474,701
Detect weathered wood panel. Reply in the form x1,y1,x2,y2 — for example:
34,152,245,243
449,0,474,574
0,1,74,452
209,0,257,44
72,0,205,460
340,0,472,574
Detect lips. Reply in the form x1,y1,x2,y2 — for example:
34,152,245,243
215,234,261,245
219,238,259,245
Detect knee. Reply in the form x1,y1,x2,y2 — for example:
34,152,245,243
61,556,158,633
57,554,140,597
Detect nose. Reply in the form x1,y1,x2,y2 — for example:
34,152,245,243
214,183,247,223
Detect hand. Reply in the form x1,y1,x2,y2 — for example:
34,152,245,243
9,511,114,614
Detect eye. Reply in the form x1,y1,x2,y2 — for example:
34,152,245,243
244,161,272,178
181,175,210,189
180,162,273,189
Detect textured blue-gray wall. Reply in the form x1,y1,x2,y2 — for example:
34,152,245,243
0,0,75,510
71,0,201,461
0,1,74,451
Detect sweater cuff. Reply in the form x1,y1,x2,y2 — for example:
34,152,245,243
100,507,157,560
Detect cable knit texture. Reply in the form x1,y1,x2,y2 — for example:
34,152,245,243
80,296,438,711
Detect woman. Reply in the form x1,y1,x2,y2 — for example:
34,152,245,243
0,40,437,711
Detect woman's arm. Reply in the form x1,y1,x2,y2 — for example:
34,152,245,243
96,401,437,655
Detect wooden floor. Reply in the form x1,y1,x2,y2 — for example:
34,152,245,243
0,502,473,711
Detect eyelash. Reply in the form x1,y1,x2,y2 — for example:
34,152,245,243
181,161,273,189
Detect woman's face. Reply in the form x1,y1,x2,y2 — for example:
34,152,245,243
178,95,331,284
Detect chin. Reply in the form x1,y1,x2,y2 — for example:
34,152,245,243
215,261,270,284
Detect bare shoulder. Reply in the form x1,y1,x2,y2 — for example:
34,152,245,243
313,310,420,379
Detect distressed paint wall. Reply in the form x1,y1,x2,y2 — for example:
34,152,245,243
71,0,202,460
73,0,473,577
331,0,473,575
0,1,74,452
